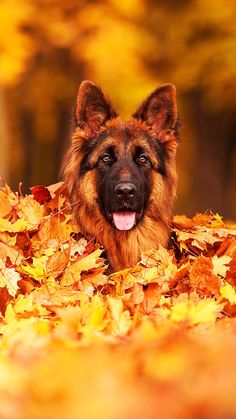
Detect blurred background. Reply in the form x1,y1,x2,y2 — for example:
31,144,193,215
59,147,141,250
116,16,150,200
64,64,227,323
0,0,235,219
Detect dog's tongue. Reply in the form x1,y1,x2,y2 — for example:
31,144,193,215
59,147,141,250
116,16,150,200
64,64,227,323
112,212,136,231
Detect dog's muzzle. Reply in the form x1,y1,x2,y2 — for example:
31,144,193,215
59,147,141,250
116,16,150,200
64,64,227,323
111,182,138,231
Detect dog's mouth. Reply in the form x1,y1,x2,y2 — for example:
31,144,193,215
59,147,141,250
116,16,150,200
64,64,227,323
105,210,143,231
112,211,136,231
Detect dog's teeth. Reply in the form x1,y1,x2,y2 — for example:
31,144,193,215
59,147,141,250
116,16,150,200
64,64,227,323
112,212,136,231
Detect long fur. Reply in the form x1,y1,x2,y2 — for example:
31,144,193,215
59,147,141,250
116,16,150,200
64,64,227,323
62,82,179,272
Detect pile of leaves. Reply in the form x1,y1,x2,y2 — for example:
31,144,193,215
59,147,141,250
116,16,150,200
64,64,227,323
0,181,236,419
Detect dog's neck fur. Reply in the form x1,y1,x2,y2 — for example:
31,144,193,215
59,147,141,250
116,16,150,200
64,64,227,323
75,201,171,272
102,217,170,272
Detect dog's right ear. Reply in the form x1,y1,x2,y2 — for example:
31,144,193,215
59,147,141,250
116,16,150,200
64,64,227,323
75,81,118,133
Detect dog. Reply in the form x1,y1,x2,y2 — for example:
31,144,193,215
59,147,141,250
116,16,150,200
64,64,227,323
62,81,179,272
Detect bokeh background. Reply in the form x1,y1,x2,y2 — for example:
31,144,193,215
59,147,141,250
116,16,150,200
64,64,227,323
0,0,235,219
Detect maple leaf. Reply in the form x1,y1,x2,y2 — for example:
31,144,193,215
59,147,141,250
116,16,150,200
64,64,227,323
17,195,46,225
0,181,236,419
108,297,132,336
220,283,236,304
0,217,31,233
32,282,81,309
141,245,175,269
212,255,231,277
172,214,195,229
81,267,107,287
80,294,107,334
131,282,145,305
46,249,70,279
33,214,76,252
0,241,23,264
189,256,222,297
0,260,20,297
14,293,49,316
60,248,105,286
0,189,12,218
225,258,236,286
0,287,12,315
46,182,66,210
142,283,162,313
0,182,18,218
140,246,177,290
169,299,222,326
20,255,49,281
31,185,52,204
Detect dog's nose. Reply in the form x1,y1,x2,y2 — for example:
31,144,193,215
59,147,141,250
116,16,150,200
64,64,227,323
114,182,137,199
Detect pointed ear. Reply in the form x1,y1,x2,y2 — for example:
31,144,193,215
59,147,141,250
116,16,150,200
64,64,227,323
132,84,178,136
75,81,118,132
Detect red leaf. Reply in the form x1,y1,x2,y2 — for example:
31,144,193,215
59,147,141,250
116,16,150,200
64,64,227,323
31,185,52,204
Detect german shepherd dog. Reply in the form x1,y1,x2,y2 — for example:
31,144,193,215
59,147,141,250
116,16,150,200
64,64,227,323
62,81,179,272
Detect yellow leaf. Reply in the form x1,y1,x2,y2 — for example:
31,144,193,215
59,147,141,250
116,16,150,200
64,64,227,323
137,266,159,284
210,214,224,228
109,298,132,336
140,247,177,286
33,319,50,336
80,295,107,332
0,217,31,232
74,249,104,272
14,294,35,313
109,298,123,322
141,245,175,268
20,255,48,281
170,300,221,326
212,255,231,277
17,195,46,225
61,248,104,286
4,303,16,325
14,294,48,316
220,284,236,304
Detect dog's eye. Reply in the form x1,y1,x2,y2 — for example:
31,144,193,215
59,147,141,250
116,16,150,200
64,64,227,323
137,155,148,165
101,154,113,165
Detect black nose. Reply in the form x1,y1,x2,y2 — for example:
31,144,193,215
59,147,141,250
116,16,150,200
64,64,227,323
114,182,137,200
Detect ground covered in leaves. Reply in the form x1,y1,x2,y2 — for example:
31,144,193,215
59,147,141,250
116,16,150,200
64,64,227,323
0,181,236,419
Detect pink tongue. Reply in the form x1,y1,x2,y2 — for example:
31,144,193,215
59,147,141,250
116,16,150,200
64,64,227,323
112,212,136,231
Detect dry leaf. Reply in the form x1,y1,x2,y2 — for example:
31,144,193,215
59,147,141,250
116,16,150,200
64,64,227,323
0,181,235,419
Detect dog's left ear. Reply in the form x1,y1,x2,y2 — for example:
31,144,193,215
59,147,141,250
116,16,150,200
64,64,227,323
132,84,178,137
75,81,118,133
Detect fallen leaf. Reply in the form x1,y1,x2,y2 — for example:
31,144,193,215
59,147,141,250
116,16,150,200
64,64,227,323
31,186,52,204
20,256,49,281
170,299,221,326
0,217,31,233
0,190,12,218
220,284,236,304
189,256,222,297
0,261,21,297
60,249,105,286
212,255,231,277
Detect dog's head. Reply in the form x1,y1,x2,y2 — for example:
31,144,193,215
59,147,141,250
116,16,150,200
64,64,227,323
63,81,179,232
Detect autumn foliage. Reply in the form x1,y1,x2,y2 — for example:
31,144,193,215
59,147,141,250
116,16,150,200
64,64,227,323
0,181,236,418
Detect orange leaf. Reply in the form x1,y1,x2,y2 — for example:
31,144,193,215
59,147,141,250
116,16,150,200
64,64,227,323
190,256,222,297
